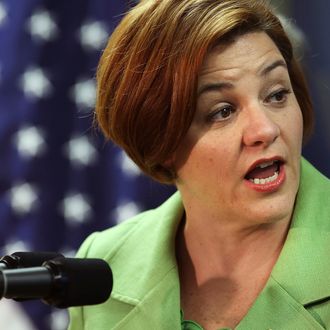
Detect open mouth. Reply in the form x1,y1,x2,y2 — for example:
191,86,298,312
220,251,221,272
245,160,283,185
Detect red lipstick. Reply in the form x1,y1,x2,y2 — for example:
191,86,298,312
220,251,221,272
244,157,286,193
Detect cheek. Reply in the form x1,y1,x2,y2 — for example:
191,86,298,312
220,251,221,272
177,142,214,175
177,138,233,183
280,101,303,149
290,106,304,148
174,123,240,184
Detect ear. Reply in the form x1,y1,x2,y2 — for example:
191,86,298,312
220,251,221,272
163,158,173,168
162,152,177,170
161,155,178,182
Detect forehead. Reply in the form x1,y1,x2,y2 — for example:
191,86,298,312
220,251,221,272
199,32,285,81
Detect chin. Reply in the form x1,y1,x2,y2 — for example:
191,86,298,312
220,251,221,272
246,191,297,226
242,166,299,225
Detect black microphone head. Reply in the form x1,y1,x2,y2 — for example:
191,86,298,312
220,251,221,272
44,257,113,308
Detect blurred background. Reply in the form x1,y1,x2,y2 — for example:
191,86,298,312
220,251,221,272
0,0,329,329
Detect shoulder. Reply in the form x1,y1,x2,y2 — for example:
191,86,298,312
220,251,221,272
299,157,330,202
75,209,154,259
294,158,330,229
301,157,330,189
75,191,183,260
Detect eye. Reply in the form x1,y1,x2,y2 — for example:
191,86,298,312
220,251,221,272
208,105,236,122
266,88,291,104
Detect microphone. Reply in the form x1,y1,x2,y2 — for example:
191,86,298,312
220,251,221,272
0,257,113,308
0,252,65,302
0,252,64,270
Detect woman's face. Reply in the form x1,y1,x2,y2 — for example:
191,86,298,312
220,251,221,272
174,32,303,227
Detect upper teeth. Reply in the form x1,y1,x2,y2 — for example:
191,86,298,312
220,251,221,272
258,161,274,169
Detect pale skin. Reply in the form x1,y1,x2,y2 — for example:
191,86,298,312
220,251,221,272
173,32,303,329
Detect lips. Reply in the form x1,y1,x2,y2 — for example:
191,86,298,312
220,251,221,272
244,157,286,192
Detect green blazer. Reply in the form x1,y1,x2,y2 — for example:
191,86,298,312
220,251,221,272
68,158,330,329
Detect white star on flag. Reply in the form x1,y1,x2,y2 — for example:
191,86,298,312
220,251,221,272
49,309,69,330
112,200,141,224
118,151,141,178
3,239,30,255
0,300,36,330
26,9,58,42
9,183,39,215
19,67,53,99
70,78,96,111
0,2,7,27
14,126,46,158
61,193,92,225
64,135,97,167
78,21,108,51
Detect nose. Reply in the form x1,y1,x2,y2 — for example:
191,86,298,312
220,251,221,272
242,104,280,147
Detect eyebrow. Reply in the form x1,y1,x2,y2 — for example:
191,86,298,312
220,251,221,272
197,81,234,97
197,59,288,97
259,59,287,76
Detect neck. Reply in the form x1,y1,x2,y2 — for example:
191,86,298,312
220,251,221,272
177,211,291,284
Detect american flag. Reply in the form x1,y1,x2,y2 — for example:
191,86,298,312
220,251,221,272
0,1,174,329
0,1,329,330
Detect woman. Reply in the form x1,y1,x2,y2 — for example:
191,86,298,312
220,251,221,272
69,0,330,329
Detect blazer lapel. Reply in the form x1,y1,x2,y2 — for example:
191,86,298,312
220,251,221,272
271,229,330,306
112,267,181,330
238,231,330,329
238,276,325,329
